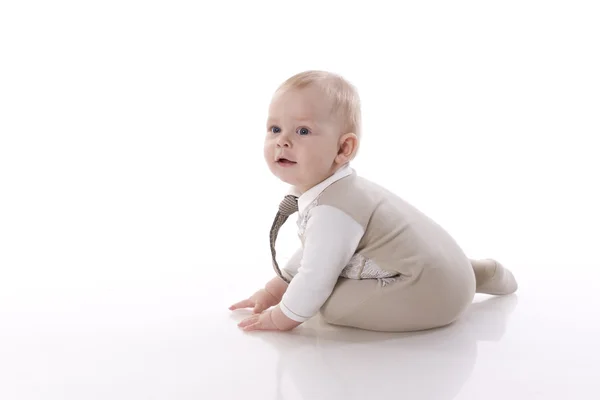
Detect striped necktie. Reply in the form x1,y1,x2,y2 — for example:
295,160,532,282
269,195,299,283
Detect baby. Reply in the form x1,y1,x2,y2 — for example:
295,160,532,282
230,70,518,332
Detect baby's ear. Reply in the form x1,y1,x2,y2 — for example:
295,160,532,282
337,132,359,162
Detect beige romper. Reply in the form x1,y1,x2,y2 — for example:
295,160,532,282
282,170,476,332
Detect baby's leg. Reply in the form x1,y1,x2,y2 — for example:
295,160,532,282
470,259,518,295
320,265,475,332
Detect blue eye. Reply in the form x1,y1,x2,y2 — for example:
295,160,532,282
270,126,281,134
297,127,310,135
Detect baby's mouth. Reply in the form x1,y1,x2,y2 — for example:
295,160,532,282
277,158,297,165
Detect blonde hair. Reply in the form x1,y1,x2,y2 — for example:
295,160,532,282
275,70,362,141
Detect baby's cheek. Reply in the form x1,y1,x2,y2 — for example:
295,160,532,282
263,144,273,159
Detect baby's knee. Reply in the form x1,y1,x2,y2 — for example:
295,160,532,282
319,296,344,324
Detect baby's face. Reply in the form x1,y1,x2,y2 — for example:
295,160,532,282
264,86,343,193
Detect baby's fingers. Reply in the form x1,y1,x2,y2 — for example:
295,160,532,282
253,302,267,314
229,299,254,310
242,322,262,331
238,314,259,328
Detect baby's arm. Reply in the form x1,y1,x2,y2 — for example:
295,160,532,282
239,205,363,332
229,248,302,314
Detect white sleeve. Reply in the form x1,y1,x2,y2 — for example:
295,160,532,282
279,205,364,322
281,247,303,282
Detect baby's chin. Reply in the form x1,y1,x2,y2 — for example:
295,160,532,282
271,169,307,188
274,173,302,187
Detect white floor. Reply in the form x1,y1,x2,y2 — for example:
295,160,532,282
1,257,599,399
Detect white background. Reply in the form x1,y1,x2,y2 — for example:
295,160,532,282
1,1,599,399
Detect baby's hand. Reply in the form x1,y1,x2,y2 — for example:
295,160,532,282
229,288,279,314
237,306,302,332
237,309,280,332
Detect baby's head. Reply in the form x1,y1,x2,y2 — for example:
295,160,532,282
264,70,361,193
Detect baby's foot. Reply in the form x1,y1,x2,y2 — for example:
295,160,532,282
472,259,518,295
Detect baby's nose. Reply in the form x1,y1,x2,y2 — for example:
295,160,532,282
276,135,292,147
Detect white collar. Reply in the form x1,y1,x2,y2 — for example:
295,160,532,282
287,163,354,214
